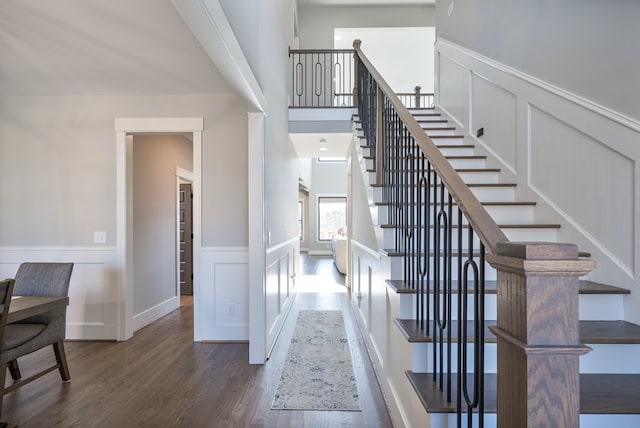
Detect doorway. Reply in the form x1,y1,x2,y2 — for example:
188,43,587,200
115,117,203,341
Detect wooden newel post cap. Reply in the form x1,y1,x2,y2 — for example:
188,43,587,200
414,86,421,93
488,241,595,277
496,241,578,259
353,39,362,49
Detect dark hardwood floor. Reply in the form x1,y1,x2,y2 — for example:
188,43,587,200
2,254,391,427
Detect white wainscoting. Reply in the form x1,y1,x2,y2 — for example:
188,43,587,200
265,237,299,357
0,247,120,340
350,240,427,428
198,247,249,341
435,38,640,322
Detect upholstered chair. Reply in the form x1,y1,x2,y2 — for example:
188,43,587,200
0,263,73,406
0,279,16,417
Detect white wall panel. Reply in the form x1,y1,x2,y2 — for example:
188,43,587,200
199,247,248,341
471,73,517,172
529,107,634,271
435,37,640,323
265,238,299,356
437,53,467,129
0,247,119,340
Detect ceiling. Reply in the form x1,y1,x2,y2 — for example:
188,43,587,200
0,0,229,96
290,132,353,159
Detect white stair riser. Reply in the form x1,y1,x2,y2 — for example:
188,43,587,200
418,121,450,129
580,294,625,320
398,287,625,323
374,204,535,226
380,226,555,250
410,338,640,376
458,171,500,183
581,344,640,374
389,255,498,281
580,415,640,428
448,158,487,169
438,146,475,156
424,128,457,136
411,342,498,374
469,186,514,202
431,137,466,146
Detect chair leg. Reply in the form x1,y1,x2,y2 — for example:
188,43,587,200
7,360,20,381
0,363,6,418
53,341,71,382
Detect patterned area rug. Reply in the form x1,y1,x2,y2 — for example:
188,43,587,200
271,310,361,411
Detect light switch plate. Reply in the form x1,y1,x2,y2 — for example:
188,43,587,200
94,231,106,244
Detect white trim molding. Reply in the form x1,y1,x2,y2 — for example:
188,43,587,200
115,117,204,341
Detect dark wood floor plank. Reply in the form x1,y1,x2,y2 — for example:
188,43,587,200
2,260,390,427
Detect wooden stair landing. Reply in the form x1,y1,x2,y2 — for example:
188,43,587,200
406,372,640,415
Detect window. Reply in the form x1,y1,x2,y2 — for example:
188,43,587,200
317,196,346,241
298,200,304,241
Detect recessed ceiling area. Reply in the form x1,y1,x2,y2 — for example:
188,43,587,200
290,132,352,158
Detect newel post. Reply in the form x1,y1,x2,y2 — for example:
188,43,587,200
353,39,361,108
487,242,594,428
414,85,422,108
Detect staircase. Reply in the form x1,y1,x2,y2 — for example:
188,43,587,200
351,105,640,427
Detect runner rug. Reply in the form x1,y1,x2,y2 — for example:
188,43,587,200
271,310,361,411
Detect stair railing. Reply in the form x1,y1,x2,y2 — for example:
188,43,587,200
288,48,357,107
352,39,594,428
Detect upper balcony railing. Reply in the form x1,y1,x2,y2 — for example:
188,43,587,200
288,48,433,109
288,48,356,108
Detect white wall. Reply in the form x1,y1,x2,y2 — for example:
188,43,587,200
298,4,435,49
435,0,640,122
0,93,247,247
335,27,436,93
220,0,300,359
132,134,192,318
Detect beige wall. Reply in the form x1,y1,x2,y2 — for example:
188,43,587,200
0,93,247,248
435,0,640,121
298,4,435,49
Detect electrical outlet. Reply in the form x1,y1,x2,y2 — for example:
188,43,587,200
477,127,484,138
226,303,235,316
94,231,106,244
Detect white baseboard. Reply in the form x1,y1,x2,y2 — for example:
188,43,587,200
133,296,180,332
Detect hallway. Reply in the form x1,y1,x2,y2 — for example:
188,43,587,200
1,254,392,427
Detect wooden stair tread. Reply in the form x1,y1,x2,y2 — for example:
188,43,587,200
423,127,456,131
579,320,640,343
395,319,496,343
395,319,640,344
579,280,630,294
386,279,629,295
406,372,640,414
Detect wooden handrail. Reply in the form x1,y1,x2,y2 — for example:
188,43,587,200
353,44,508,254
288,48,355,54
